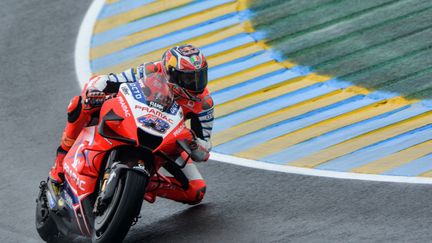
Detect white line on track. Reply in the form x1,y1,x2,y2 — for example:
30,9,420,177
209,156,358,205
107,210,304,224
75,0,105,88
212,153,432,184
75,0,432,184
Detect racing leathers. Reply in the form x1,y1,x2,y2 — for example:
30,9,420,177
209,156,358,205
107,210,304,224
50,61,214,204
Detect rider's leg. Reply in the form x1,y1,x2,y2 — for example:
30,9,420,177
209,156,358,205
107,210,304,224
152,155,207,205
49,96,93,183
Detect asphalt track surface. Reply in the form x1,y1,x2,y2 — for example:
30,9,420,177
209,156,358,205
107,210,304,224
1,1,432,242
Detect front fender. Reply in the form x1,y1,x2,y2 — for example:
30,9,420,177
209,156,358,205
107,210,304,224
100,162,149,202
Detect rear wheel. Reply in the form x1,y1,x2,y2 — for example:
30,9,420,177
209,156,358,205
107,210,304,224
91,169,147,243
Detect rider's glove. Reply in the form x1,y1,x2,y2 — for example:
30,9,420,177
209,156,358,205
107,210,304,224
84,89,108,109
195,137,212,151
189,139,210,162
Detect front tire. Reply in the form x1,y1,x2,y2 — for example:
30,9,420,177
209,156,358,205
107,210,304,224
92,170,147,243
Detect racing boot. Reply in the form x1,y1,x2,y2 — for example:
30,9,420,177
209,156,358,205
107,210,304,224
144,191,157,203
155,178,206,205
49,146,68,185
156,159,207,205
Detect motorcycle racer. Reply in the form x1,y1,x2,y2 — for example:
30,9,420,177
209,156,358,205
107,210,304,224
50,44,213,204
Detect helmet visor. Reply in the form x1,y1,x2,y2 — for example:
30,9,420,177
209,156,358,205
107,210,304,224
172,67,208,94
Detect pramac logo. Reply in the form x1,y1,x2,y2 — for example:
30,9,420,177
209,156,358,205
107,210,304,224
135,105,173,124
118,96,131,117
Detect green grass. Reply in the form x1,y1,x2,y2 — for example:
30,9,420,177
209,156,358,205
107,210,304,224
248,0,432,100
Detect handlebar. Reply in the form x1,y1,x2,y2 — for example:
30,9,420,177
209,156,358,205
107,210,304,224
84,93,117,108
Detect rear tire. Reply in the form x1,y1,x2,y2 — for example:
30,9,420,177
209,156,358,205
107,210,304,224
92,170,147,243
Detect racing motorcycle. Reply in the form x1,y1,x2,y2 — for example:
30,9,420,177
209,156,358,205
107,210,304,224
35,75,200,242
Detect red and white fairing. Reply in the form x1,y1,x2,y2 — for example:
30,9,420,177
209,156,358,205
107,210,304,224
62,81,190,202
120,81,185,139
50,78,195,238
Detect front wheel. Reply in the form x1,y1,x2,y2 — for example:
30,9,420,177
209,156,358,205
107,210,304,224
92,170,147,243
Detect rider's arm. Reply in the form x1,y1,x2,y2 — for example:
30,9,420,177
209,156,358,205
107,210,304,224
187,106,213,162
83,68,140,93
85,65,146,94
190,97,214,152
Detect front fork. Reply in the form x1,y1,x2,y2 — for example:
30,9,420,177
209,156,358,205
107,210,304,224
93,150,184,206
93,151,151,215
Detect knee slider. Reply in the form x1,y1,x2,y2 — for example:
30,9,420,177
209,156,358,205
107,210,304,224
67,96,82,123
195,186,206,201
186,186,206,205
188,180,206,204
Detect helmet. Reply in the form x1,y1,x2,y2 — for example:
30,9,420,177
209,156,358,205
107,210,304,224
162,45,208,98
141,73,174,112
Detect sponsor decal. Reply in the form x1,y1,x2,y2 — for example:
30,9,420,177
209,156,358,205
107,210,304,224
138,78,145,88
200,109,214,121
137,114,170,134
118,96,131,117
135,105,173,124
190,55,202,68
202,114,213,120
121,86,130,95
62,191,74,208
64,183,79,204
173,123,186,137
64,163,86,191
168,102,180,115
127,82,146,103
149,101,164,111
